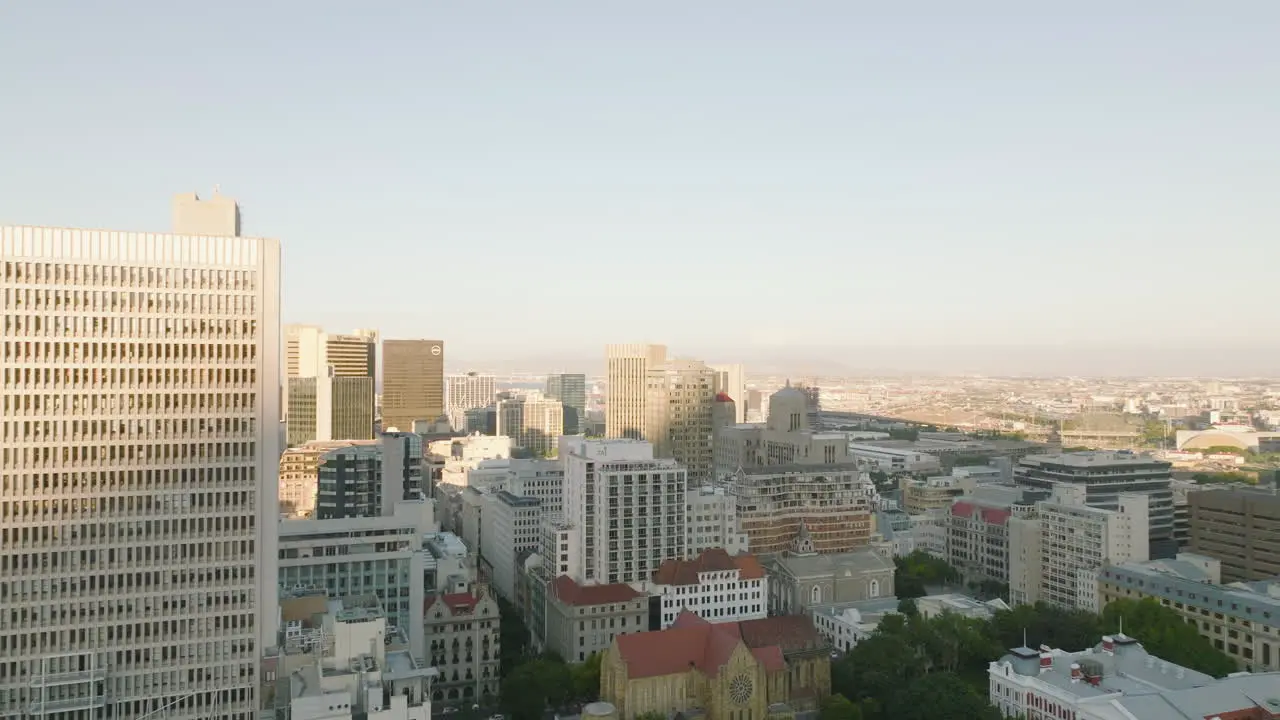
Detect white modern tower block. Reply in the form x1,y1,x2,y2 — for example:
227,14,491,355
0,224,282,720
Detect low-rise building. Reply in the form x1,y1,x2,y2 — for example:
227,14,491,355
847,442,942,474
545,575,648,664
1098,554,1280,672
900,473,976,514
988,632,1280,720
423,584,501,709
278,496,435,655
650,549,768,628
601,612,832,720
766,530,896,615
810,597,899,652
916,593,1009,620
265,594,436,720
279,440,379,518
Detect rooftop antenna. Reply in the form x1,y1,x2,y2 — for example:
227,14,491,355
213,184,222,196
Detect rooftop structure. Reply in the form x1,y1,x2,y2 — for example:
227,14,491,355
989,632,1280,720
1099,553,1280,672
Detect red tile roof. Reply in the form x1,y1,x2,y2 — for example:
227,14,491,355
652,549,766,586
950,500,1011,525
739,615,824,654
715,392,735,403
426,592,481,615
551,575,644,606
613,610,817,680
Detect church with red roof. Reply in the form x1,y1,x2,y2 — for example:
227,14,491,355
600,611,831,720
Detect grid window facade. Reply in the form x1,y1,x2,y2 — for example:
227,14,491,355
0,226,280,720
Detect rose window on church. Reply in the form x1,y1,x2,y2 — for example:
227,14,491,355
729,673,753,705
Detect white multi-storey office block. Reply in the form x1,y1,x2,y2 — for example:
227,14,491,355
0,221,281,720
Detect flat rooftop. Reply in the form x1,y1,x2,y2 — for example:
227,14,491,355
1021,451,1167,467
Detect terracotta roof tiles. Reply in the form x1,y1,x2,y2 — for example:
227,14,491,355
551,575,644,606
614,610,821,680
653,549,766,586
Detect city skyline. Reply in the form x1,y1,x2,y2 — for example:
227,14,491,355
2,2,1278,364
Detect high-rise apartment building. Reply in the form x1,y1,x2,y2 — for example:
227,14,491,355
283,325,376,446
560,438,687,585
1014,450,1175,559
1007,485,1150,610
710,364,747,424
645,358,717,483
605,343,666,440
446,371,497,412
382,339,445,432
496,392,564,457
545,373,587,435
0,203,280,719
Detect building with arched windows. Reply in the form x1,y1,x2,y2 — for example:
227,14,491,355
600,611,831,720
764,529,896,615
423,584,501,709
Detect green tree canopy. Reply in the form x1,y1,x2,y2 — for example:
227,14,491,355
884,673,1002,720
1100,598,1237,677
500,658,571,720
819,693,864,720
989,602,1103,653
571,652,603,702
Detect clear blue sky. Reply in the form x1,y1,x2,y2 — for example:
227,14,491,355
2,1,1278,368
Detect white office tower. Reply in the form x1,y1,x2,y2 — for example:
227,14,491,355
0,207,281,719
560,437,687,586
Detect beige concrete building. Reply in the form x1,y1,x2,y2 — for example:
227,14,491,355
645,358,717,482
264,595,435,720
710,363,747,424
713,385,853,481
496,392,564,457
901,474,978,514
728,465,873,555
424,584,502,708
546,576,648,664
1098,554,1280,672
172,188,241,236
1188,486,1280,582
765,538,896,615
279,439,379,517
383,339,445,432
0,211,280,719
605,343,667,440
284,325,377,446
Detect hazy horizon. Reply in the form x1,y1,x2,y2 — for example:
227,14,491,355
445,343,1280,378
3,2,1278,366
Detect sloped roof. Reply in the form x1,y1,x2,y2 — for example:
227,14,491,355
551,575,644,606
653,549,766,586
739,615,825,654
614,611,805,680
